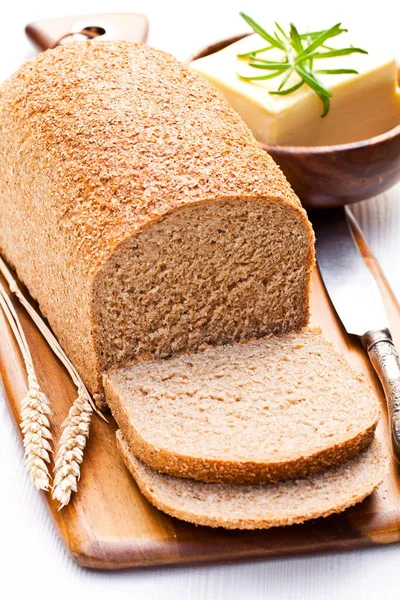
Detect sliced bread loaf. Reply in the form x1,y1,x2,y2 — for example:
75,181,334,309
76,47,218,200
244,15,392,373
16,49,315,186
0,41,314,408
117,431,388,529
104,329,380,484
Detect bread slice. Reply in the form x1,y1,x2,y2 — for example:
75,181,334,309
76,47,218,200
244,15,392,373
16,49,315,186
104,329,380,484
117,431,388,529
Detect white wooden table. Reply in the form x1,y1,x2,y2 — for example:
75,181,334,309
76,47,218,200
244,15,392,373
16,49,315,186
1,1,400,598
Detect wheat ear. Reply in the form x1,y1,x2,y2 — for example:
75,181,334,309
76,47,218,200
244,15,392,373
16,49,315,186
53,386,92,508
0,257,105,507
0,282,52,491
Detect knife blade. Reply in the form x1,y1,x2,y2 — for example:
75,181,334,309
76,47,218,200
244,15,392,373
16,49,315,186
311,206,400,461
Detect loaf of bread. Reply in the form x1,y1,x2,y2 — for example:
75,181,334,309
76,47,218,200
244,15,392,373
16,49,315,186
104,328,380,483
0,41,314,407
117,431,388,529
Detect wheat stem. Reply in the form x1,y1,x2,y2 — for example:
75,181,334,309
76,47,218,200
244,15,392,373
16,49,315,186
0,256,102,417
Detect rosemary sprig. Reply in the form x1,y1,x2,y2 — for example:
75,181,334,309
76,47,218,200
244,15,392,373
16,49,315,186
237,13,368,116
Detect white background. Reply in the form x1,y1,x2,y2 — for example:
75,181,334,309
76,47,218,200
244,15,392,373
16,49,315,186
1,1,400,598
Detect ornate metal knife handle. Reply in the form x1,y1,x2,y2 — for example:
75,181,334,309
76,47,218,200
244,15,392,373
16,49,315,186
362,328,400,461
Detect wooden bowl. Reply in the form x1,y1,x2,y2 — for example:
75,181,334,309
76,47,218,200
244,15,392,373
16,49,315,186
189,35,400,208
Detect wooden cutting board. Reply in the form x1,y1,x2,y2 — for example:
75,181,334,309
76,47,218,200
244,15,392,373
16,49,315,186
1,226,400,570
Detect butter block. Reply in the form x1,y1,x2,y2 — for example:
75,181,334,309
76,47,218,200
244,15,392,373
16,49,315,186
190,32,400,146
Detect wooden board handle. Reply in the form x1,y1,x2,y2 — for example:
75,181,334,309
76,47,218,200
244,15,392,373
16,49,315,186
25,12,148,51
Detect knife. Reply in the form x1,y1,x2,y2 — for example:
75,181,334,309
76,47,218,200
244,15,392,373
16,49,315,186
311,206,400,460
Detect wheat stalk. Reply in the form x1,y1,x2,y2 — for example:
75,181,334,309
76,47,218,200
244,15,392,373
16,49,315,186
0,256,105,507
0,282,52,491
0,259,101,413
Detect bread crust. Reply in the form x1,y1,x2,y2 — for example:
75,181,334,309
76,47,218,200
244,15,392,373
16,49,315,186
0,41,314,406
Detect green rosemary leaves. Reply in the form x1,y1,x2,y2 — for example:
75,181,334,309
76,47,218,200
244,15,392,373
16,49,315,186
238,13,368,116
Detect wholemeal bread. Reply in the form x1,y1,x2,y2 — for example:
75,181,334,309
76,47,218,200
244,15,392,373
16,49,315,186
104,328,380,484
0,41,387,531
117,431,388,529
0,41,314,408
